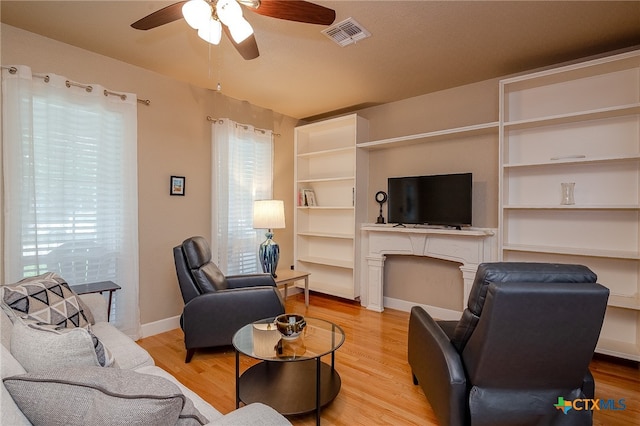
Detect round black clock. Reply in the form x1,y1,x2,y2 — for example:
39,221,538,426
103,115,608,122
375,191,387,224
375,191,388,204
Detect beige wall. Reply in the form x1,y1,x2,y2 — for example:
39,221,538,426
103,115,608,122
1,24,298,325
2,22,503,323
353,79,500,310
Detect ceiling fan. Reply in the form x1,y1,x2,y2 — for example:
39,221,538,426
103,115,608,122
131,0,336,60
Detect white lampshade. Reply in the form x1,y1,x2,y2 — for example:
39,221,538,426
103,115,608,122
198,18,222,44
216,0,243,27
253,200,285,230
182,0,212,30
228,17,254,43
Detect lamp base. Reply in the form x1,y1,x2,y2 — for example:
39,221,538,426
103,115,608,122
259,231,280,278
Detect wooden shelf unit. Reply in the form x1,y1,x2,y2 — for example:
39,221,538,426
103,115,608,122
499,49,640,361
294,114,369,300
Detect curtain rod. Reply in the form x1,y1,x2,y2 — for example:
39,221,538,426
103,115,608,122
1,65,150,105
207,116,280,137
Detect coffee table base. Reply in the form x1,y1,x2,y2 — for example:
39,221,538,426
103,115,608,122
238,360,341,416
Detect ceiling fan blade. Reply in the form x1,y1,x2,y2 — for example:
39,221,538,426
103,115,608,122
222,25,260,60
131,1,188,30
249,0,336,25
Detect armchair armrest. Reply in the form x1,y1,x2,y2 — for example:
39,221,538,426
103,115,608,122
408,306,467,426
226,273,277,289
182,286,285,349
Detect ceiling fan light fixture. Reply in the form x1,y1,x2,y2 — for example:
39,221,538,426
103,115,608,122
132,0,337,60
216,0,243,27
229,17,254,43
197,18,223,44
182,0,212,30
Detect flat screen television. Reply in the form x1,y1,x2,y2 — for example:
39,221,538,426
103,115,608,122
388,172,472,228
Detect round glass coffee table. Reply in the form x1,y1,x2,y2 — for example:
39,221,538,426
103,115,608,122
232,317,345,425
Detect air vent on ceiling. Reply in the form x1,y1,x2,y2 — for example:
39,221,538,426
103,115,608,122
322,18,371,47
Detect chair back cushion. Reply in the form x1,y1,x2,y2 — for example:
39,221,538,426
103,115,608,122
181,237,229,293
462,280,608,425
173,246,201,304
450,262,597,352
462,281,608,388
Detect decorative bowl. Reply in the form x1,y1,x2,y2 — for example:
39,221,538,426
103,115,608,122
275,314,306,340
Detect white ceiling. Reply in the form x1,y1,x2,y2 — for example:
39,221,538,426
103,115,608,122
2,1,640,120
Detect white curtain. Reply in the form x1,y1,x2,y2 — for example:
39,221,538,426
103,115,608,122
211,118,273,275
2,65,141,339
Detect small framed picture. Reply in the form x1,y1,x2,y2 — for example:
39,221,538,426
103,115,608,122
303,189,317,206
170,176,185,196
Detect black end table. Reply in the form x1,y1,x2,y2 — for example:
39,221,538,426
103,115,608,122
70,280,121,321
233,317,345,425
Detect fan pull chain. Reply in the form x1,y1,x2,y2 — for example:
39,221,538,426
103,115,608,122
217,42,223,92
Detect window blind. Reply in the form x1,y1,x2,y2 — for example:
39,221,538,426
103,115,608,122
212,119,273,275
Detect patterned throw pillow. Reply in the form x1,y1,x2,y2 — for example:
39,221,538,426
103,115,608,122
1,272,91,328
1,272,113,367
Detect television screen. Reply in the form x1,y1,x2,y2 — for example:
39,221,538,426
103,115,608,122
388,173,472,228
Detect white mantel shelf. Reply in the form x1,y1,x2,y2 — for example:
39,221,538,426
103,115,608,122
360,224,498,315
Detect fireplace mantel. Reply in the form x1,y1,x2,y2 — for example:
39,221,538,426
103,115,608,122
359,224,498,314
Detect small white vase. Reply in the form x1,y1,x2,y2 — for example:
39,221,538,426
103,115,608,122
561,182,575,205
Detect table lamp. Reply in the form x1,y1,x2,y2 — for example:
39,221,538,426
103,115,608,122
253,199,285,278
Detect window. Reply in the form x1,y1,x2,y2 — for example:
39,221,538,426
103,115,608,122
2,67,140,338
23,96,124,281
211,119,273,275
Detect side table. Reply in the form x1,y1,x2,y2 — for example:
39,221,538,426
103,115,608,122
70,280,121,321
275,269,310,307
233,317,345,425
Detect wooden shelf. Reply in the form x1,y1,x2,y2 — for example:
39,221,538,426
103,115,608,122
596,338,640,362
298,256,353,269
502,204,640,210
297,231,354,239
503,103,640,131
503,154,640,169
303,278,357,300
296,176,354,183
502,244,640,260
608,294,640,311
297,206,355,211
297,146,354,158
357,121,498,150
501,50,640,92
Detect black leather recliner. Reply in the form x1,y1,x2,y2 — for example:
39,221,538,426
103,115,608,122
408,262,609,426
173,236,285,362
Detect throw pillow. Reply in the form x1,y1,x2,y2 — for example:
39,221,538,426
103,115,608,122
3,367,208,426
9,321,113,372
1,272,92,328
1,272,111,366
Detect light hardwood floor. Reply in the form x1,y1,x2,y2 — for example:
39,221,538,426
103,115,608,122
138,292,640,425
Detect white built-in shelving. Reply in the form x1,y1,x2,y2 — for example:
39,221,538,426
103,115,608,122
294,114,369,300
499,49,640,361
357,121,499,150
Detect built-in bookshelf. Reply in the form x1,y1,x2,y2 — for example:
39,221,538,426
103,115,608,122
499,49,640,361
293,114,369,300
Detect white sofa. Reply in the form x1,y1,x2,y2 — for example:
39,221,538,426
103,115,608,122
1,276,291,426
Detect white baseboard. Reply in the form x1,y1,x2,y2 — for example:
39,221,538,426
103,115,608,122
141,315,181,338
383,296,462,320
139,288,303,338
